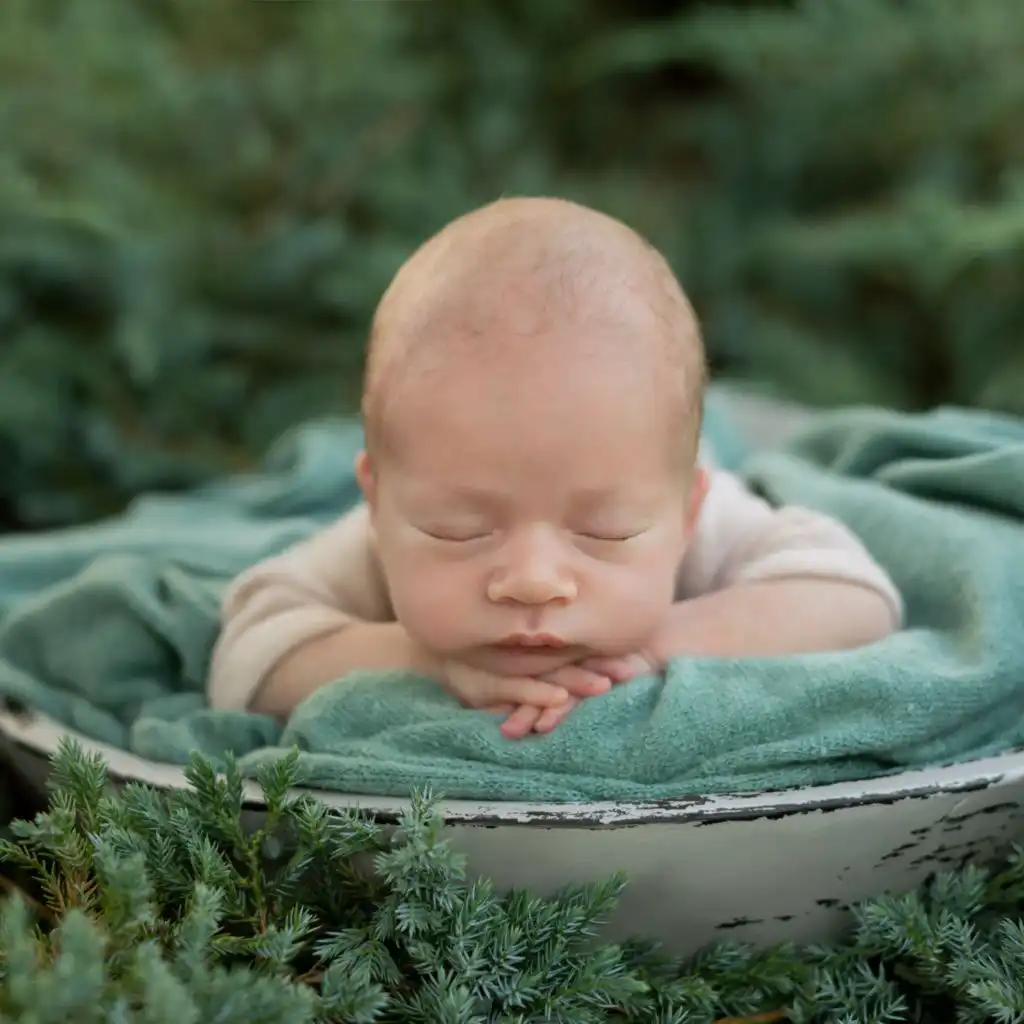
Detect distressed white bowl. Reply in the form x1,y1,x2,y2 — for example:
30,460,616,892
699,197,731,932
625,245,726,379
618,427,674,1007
4,390,1019,954
2,706,1023,957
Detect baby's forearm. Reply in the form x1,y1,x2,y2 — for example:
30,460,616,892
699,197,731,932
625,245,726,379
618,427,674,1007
252,622,435,719
650,578,898,662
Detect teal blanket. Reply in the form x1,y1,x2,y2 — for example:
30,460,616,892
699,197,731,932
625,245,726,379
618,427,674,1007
0,402,1022,802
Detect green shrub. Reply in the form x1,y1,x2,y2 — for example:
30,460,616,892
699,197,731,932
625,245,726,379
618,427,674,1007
3,740,1024,1022
2,0,1023,528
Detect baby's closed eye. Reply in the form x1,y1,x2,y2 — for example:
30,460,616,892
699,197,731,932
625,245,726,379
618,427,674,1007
576,529,644,543
419,526,492,543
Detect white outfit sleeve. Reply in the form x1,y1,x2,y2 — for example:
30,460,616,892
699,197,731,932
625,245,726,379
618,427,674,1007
677,468,904,625
207,503,393,711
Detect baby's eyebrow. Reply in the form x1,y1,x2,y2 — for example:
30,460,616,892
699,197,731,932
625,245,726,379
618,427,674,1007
414,485,508,510
435,485,628,508
404,482,647,516
444,484,505,502
572,485,625,503
569,486,642,513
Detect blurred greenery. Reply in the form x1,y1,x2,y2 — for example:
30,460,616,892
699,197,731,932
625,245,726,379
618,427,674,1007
1,0,1022,530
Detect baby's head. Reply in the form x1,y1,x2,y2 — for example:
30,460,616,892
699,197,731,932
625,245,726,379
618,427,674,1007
356,196,708,675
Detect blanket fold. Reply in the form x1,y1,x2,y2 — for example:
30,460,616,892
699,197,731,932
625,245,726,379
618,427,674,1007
1,402,1022,802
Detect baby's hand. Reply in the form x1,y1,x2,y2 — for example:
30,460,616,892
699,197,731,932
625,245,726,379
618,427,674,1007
499,651,658,739
440,659,611,724
575,652,657,683
495,662,617,739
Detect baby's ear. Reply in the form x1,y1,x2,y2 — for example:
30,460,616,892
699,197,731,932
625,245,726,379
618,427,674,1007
685,465,710,538
354,449,377,509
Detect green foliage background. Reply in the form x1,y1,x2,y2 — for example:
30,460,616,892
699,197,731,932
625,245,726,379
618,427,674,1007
2,0,1022,529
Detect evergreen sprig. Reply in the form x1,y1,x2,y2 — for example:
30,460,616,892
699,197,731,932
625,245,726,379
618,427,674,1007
2,738,1024,1022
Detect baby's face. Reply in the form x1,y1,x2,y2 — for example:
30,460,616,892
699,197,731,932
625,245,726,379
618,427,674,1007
359,326,704,677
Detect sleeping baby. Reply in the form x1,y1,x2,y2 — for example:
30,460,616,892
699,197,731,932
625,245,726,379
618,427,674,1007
206,196,902,739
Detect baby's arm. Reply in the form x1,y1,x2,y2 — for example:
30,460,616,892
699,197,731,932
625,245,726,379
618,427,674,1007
207,504,421,717
653,469,903,662
207,504,587,719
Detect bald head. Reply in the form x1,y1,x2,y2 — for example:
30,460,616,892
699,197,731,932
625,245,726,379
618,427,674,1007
361,196,706,466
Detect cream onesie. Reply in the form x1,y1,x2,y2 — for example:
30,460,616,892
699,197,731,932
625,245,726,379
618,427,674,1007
207,458,903,712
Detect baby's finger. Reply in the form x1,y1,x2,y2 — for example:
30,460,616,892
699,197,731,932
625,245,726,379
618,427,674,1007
578,655,646,683
483,677,571,708
532,698,580,734
500,704,544,739
544,664,612,697
481,703,516,716
454,672,569,709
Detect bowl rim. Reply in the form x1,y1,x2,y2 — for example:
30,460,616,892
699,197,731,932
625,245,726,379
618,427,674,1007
2,706,1021,826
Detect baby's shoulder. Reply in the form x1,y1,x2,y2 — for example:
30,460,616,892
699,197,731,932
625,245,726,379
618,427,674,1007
675,466,780,597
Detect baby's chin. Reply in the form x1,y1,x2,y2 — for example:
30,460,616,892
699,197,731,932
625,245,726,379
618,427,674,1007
466,643,587,677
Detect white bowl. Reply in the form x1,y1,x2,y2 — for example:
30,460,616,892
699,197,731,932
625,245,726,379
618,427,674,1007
3,705,1022,956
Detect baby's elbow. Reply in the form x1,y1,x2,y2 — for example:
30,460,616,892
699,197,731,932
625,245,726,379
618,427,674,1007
207,573,328,712
843,585,901,650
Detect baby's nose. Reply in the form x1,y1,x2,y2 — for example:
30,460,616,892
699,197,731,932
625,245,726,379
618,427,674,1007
487,570,578,606
486,537,578,606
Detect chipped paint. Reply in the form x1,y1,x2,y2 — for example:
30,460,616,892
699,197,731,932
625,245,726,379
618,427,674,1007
2,705,1024,956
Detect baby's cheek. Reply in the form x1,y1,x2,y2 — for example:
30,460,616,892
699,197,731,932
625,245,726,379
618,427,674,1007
387,566,473,653
596,564,677,646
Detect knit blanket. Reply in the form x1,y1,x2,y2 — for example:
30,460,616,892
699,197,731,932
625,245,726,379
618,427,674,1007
0,402,1022,802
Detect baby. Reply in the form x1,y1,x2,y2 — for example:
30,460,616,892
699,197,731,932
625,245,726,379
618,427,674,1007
207,197,902,739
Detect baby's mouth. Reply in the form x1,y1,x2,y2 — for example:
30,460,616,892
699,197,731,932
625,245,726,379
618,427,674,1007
490,634,574,657
493,633,567,651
